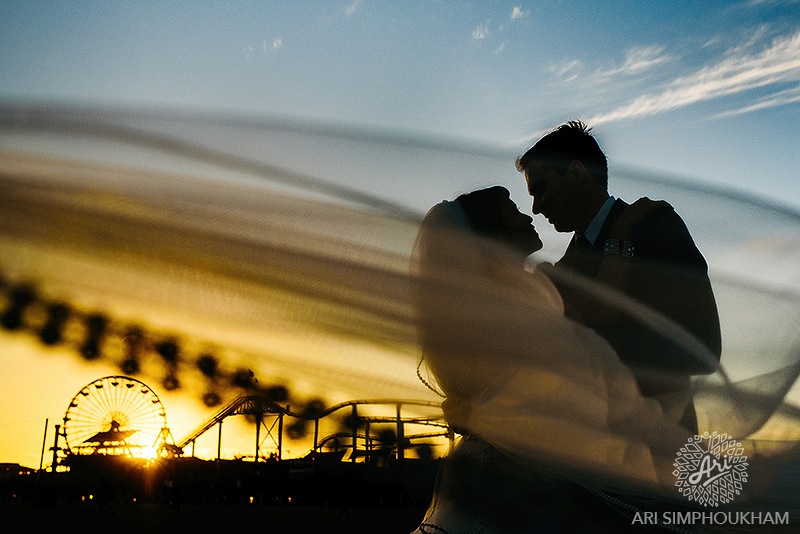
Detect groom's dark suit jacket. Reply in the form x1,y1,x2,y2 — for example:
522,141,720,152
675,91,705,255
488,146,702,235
554,199,721,411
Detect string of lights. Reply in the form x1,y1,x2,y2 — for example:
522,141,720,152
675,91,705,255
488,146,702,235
0,272,336,440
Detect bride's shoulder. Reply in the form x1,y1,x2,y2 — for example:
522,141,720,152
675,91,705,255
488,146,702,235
523,263,565,313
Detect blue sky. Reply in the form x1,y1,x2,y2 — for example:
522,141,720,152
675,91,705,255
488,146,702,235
2,1,800,211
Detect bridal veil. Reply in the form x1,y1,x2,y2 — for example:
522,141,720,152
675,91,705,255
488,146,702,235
2,106,800,523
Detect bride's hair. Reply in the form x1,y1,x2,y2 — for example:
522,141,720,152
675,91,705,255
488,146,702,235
454,186,512,238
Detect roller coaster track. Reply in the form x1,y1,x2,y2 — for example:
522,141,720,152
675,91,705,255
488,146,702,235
176,395,444,453
177,395,284,449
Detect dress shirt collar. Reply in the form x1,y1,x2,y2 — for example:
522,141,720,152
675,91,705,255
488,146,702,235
579,196,615,246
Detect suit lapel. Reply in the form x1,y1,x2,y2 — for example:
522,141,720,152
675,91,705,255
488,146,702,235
557,199,630,276
594,199,629,251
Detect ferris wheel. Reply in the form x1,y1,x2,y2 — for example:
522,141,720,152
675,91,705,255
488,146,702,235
62,375,169,457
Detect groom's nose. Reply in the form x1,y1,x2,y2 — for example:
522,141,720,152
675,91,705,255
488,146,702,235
531,196,543,215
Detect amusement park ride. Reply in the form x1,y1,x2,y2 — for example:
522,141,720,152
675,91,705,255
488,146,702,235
61,376,174,459
49,375,448,470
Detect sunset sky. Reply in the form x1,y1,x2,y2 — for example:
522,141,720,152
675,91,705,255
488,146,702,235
2,1,800,467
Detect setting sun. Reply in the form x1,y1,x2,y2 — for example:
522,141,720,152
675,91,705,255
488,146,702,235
140,447,158,461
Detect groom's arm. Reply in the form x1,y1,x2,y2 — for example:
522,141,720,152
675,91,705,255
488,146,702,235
624,203,721,373
548,199,721,376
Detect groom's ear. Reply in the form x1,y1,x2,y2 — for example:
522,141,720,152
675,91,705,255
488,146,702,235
567,160,586,183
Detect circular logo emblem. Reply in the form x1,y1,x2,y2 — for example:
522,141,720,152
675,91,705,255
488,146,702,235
673,431,748,507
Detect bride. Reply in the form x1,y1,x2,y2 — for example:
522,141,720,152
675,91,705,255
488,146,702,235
411,186,705,532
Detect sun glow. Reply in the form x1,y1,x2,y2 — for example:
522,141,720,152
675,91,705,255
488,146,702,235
140,446,159,460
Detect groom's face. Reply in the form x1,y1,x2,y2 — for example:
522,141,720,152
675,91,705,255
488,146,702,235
524,160,582,233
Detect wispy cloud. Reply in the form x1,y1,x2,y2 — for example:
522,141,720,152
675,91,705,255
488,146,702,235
549,45,668,83
248,38,283,59
597,45,671,77
472,20,490,40
549,59,583,82
345,0,361,17
586,29,800,126
714,85,800,118
511,6,530,20
748,0,800,6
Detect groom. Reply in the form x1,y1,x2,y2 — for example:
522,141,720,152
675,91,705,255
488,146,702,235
516,121,721,432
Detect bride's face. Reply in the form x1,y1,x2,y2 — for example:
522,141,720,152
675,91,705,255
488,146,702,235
493,195,543,256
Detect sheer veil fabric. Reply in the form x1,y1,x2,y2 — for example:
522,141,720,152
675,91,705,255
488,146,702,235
413,200,690,491
2,107,800,523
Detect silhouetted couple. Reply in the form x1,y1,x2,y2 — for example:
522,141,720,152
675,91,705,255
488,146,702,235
411,121,721,533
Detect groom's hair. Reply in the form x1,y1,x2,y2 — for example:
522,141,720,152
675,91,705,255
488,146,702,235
516,120,608,189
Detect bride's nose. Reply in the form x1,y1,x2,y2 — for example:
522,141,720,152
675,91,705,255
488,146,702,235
512,211,533,228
